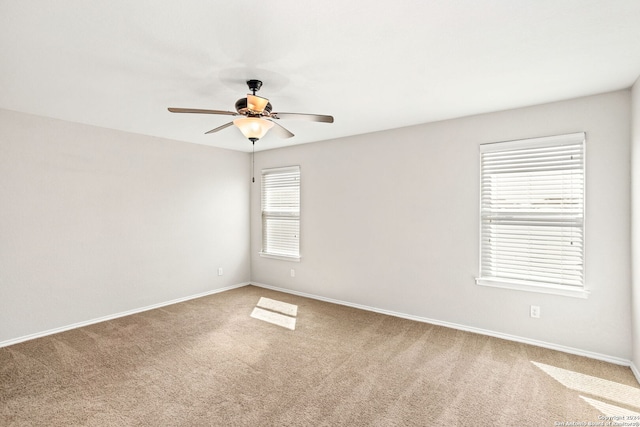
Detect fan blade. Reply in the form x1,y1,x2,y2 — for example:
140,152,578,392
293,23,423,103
205,122,234,134
268,120,294,138
271,112,334,123
168,107,237,116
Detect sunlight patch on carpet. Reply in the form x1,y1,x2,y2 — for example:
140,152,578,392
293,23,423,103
251,307,296,330
531,361,640,411
580,396,640,418
257,297,298,317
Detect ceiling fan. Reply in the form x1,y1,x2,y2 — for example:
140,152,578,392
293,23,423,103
168,79,334,143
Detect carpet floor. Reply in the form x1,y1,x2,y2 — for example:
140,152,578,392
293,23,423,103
1,285,639,426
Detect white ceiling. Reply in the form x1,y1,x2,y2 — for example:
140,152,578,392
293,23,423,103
1,1,640,152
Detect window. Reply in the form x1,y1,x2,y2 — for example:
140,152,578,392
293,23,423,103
260,166,301,261
476,132,588,298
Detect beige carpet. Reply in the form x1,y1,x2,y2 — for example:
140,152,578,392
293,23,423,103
1,285,638,426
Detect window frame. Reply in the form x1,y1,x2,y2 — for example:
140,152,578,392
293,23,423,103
475,132,589,299
260,165,301,262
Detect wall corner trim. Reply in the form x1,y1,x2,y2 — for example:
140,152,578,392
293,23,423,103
631,362,640,386
249,282,633,368
0,282,251,349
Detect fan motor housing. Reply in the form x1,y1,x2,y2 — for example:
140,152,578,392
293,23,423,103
235,98,272,115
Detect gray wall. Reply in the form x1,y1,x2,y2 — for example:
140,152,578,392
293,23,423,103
251,91,632,361
0,109,251,343
2,89,635,365
632,79,640,374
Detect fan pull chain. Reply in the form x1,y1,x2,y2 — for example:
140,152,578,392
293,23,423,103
252,140,255,183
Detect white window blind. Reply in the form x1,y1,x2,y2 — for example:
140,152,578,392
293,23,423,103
476,132,586,297
261,166,300,260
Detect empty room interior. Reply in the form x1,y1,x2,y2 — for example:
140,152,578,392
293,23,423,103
2,1,640,426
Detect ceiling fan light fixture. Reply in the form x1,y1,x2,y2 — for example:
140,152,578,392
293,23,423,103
247,94,269,114
233,117,274,140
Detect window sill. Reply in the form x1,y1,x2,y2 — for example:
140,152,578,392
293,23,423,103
259,252,301,262
475,277,590,299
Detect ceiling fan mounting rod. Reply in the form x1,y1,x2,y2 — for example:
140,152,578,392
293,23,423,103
247,79,263,95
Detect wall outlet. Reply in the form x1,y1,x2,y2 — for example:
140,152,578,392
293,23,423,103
530,305,540,318
218,267,223,276
290,269,295,278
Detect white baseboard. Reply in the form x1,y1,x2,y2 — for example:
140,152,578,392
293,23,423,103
6,280,637,384
250,282,633,368
0,282,250,348
631,362,640,385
